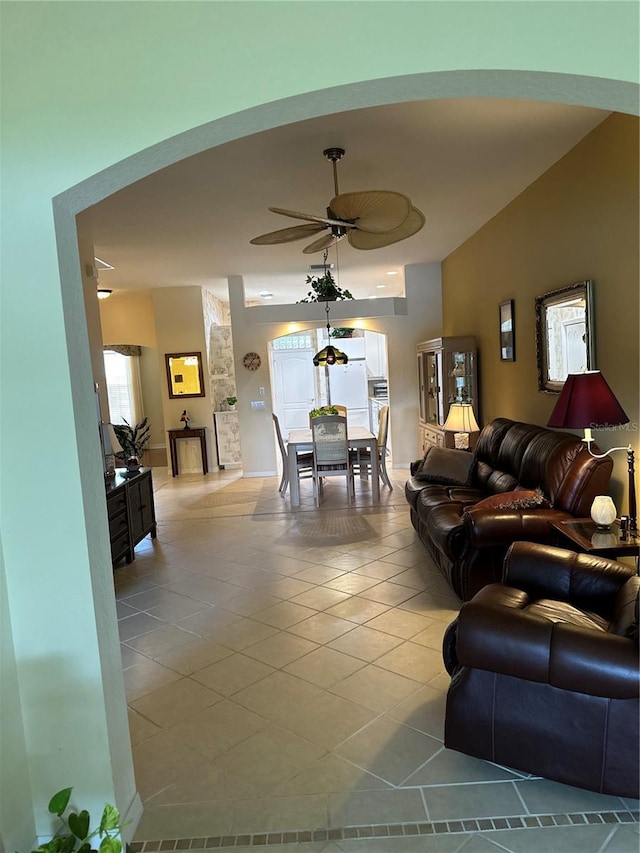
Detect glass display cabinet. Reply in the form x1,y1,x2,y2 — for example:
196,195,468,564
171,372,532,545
417,336,479,452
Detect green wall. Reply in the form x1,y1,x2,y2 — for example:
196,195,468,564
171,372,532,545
1,2,638,850
442,113,639,511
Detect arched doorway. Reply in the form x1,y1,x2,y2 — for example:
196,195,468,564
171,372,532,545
45,69,638,833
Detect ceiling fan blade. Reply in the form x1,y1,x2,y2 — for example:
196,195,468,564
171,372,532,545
268,207,354,228
347,206,426,250
329,191,411,234
250,223,326,245
302,232,346,254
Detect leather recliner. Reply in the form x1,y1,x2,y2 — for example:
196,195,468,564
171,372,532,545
443,542,639,798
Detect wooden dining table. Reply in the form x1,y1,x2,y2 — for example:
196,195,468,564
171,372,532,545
287,426,379,506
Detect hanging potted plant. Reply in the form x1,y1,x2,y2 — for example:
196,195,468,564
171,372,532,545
297,270,353,303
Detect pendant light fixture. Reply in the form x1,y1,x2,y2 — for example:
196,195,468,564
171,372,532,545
313,301,349,366
312,249,348,367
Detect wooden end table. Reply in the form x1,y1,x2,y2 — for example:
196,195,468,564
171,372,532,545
552,518,639,565
167,427,208,476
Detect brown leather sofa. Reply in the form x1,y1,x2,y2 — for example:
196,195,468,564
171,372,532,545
442,542,639,798
405,418,613,600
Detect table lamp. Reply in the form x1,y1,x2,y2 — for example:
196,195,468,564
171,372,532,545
547,370,636,533
443,403,480,450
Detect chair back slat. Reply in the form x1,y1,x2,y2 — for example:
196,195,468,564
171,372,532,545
377,405,389,449
312,415,349,467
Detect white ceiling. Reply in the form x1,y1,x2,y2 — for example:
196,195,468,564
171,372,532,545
78,98,609,305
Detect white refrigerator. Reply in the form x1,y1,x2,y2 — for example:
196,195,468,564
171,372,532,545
327,359,370,428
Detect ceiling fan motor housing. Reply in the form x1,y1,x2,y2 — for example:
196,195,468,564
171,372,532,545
323,147,345,163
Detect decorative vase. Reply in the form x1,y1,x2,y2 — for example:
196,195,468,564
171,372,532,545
590,495,616,530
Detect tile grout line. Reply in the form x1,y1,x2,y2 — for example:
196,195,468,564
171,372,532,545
131,809,640,850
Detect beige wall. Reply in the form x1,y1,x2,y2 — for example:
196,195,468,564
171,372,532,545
442,113,639,510
100,291,157,348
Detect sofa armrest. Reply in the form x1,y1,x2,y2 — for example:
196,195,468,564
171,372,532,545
464,506,572,548
456,596,638,698
504,541,636,612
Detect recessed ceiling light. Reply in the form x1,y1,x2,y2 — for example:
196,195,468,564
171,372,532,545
376,285,386,289
386,270,399,276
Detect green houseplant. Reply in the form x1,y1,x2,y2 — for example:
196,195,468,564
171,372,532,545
310,406,339,417
31,787,130,853
112,418,151,464
297,271,353,303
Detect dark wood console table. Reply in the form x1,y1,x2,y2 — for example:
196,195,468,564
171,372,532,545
106,468,157,566
168,427,208,476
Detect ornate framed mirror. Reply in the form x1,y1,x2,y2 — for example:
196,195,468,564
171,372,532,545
535,280,595,393
165,351,205,399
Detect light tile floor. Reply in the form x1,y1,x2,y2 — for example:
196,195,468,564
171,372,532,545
117,466,639,852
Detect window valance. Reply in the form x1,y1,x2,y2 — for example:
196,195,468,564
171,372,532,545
104,344,142,357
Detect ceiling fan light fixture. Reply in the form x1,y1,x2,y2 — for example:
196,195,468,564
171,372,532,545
250,148,425,253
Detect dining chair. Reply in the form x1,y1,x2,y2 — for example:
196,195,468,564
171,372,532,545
310,414,354,506
272,413,313,496
351,404,392,489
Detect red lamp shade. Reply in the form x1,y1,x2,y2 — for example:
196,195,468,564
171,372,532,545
547,371,629,429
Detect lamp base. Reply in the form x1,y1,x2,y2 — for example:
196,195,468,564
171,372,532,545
453,432,470,450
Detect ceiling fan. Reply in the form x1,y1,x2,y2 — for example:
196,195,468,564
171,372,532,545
250,147,425,254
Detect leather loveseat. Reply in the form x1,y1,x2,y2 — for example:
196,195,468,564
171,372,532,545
442,542,639,798
405,418,613,600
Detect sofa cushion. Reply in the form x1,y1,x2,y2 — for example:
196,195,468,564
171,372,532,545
414,447,476,486
472,488,551,512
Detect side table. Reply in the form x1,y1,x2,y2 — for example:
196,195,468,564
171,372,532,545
167,427,208,476
552,518,639,565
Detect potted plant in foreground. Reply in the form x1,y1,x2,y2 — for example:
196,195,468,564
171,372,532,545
297,270,353,303
31,787,130,853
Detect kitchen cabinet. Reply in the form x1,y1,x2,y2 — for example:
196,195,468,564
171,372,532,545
369,397,387,437
364,330,387,378
417,337,479,452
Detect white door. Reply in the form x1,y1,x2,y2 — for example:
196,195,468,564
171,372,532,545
272,348,318,432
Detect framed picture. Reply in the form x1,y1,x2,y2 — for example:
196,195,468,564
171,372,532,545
499,300,515,362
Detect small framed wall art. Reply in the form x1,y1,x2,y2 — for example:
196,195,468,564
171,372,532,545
499,300,515,362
